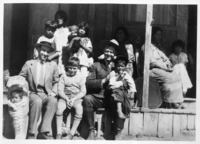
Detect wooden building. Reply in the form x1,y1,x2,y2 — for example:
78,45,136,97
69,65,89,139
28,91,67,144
3,3,197,139
4,4,197,75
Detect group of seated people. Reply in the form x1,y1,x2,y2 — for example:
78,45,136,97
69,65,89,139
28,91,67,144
5,10,193,140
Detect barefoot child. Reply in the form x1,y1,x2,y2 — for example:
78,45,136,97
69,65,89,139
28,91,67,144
56,57,86,140
108,55,136,119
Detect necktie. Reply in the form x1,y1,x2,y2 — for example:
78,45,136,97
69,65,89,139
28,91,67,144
39,63,45,86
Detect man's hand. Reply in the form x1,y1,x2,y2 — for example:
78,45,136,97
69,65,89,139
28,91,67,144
48,91,56,97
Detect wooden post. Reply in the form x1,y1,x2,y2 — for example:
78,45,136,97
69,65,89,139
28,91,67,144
142,5,153,108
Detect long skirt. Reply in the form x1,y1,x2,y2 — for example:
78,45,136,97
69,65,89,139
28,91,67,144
149,68,184,103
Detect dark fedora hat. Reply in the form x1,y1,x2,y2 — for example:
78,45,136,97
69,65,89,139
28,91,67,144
99,39,120,54
114,55,129,66
35,41,55,52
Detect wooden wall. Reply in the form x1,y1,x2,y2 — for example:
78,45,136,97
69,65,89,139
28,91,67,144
59,4,188,59
4,4,189,74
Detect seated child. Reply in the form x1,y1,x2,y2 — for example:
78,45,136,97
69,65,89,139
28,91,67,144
67,21,93,78
7,76,29,139
33,20,57,60
56,57,86,140
107,55,136,119
169,39,192,95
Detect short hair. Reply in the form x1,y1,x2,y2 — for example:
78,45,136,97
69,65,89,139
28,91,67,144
172,39,185,50
78,21,89,37
152,27,163,37
114,26,129,41
68,57,80,67
54,10,68,22
11,90,23,99
45,20,58,31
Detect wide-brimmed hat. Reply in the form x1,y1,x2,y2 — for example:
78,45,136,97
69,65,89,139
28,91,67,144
35,41,55,52
99,39,120,54
114,55,129,66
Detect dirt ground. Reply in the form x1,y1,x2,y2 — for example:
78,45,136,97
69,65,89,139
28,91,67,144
72,130,196,141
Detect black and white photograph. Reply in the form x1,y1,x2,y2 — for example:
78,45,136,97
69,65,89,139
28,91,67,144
2,0,199,142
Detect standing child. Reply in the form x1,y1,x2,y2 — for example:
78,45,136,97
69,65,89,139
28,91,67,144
67,21,93,78
56,57,86,140
33,20,57,59
107,55,136,119
54,10,71,75
169,39,192,96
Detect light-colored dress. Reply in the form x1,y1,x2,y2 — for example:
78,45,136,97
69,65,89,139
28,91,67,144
54,27,71,75
73,37,93,77
169,52,192,93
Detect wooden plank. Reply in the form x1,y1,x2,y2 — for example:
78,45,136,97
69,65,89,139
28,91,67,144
187,115,195,130
88,4,95,42
142,4,153,108
143,112,158,137
59,4,70,26
180,114,187,131
158,113,173,138
129,112,143,136
173,114,181,137
118,4,125,24
176,5,188,52
76,4,88,22
105,4,113,39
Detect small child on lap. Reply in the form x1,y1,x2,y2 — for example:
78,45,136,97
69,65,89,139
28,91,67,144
56,57,86,140
107,55,136,119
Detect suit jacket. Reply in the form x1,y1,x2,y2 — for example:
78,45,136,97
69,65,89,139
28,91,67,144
19,59,59,95
86,60,111,98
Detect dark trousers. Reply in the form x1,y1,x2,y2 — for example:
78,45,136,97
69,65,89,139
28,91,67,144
82,94,125,133
29,92,57,134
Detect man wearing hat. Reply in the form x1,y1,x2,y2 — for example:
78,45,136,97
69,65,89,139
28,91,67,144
83,39,128,140
19,41,59,139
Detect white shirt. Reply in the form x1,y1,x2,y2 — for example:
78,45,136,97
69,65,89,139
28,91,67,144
36,60,46,85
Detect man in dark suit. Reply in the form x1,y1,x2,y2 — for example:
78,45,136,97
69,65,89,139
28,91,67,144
19,41,59,139
83,39,127,140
